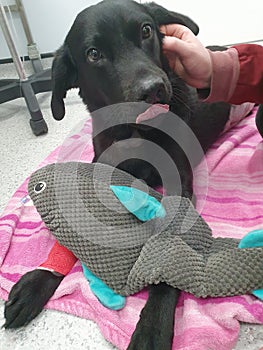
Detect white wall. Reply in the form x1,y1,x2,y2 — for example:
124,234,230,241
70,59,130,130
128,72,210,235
0,0,262,60
141,0,263,46
0,0,99,59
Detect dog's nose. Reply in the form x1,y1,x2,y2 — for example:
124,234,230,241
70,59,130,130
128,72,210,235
138,78,167,104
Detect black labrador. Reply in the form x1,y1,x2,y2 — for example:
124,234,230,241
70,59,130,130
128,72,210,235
4,1,233,349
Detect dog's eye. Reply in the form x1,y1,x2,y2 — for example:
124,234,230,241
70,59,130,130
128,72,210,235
141,24,152,39
86,48,102,62
34,181,46,194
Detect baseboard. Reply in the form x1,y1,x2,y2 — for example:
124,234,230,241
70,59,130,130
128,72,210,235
225,39,263,46
0,52,54,64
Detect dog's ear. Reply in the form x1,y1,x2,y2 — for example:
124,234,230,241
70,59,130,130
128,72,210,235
51,45,77,120
142,2,199,35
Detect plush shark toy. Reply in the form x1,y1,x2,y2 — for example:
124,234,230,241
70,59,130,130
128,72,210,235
28,162,263,306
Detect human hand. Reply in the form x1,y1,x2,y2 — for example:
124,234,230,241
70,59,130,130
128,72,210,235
160,24,212,89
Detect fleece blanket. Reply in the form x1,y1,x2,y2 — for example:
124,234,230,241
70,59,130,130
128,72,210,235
1,106,263,350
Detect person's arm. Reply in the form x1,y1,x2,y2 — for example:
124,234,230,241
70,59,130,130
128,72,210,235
197,48,239,102
203,44,263,104
228,44,263,104
161,24,263,104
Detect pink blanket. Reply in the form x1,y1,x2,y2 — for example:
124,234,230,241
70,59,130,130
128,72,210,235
1,106,263,350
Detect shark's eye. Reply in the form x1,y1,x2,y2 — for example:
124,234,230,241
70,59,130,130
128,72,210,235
34,181,46,194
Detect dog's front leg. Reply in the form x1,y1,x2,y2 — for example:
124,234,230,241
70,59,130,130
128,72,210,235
4,269,63,329
165,159,195,204
127,283,179,350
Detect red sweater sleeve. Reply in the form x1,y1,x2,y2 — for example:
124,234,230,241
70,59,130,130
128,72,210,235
39,241,77,275
202,44,263,104
229,44,263,104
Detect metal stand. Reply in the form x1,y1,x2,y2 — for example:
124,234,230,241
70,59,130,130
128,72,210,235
0,1,51,136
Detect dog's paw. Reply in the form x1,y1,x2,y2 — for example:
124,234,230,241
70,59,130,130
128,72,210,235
127,317,173,350
3,269,63,329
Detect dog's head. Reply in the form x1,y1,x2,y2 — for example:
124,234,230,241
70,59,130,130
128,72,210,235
51,0,198,120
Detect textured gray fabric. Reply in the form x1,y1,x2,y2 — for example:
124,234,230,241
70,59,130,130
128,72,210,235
28,162,263,298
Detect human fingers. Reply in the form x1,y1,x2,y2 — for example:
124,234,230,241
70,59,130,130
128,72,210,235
160,24,195,41
162,35,193,58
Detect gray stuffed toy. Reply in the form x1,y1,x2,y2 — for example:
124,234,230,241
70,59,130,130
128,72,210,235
28,162,263,302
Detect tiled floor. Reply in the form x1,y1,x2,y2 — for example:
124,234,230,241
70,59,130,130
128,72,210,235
0,60,262,349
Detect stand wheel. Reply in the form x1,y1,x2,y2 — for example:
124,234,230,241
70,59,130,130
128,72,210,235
30,118,48,136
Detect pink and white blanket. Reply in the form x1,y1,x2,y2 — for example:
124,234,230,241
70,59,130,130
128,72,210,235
0,106,263,350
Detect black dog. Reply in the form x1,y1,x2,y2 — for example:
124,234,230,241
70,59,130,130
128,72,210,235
4,1,232,349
